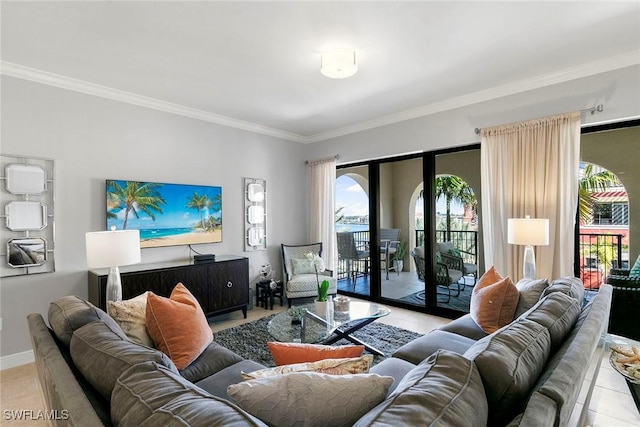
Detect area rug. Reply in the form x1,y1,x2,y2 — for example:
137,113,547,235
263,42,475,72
213,314,423,367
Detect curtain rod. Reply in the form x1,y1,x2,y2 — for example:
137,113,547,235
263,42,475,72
474,104,604,135
305,154,339,165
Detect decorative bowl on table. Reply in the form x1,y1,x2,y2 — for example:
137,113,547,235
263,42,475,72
610,343,640,384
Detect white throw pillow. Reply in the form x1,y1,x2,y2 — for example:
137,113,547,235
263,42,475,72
107,292,154,347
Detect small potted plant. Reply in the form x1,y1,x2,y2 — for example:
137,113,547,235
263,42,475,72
305,252,331,315
287,306,306,325
394,241,407,274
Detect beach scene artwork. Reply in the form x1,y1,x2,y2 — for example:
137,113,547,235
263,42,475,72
106,179,222,248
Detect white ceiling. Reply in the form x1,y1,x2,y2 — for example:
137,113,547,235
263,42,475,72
2,1,639,143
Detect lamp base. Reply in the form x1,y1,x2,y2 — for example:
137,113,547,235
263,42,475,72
523,245,536,280
106,266,123,303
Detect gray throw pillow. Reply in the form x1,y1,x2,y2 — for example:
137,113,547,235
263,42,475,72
354,350,488,427
228,372,393,427
463,319,552,426
519,291,581,351
70,320,177,399
514,278,549,318
112,361,266,427
543,276,584,304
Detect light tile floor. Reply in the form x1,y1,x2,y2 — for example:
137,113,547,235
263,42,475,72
1,299,638,426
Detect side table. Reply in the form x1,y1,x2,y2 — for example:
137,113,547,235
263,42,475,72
256,280,284,310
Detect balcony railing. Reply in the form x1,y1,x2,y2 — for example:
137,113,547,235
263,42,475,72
578,232,625,290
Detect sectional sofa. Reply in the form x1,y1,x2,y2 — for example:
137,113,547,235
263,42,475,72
28,276,611,426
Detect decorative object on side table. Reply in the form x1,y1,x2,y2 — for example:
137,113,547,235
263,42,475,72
86,227,141,303
610,342,640,384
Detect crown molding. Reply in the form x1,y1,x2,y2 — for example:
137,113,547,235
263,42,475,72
3,50,638,144
305,50,640,143
0,62,307,143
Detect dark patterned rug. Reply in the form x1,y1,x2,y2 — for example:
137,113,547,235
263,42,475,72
213,315,423,367
398,282,473,312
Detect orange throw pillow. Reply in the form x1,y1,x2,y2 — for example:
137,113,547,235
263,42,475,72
146,283,213,370
267,342,364,366
470,267,519,333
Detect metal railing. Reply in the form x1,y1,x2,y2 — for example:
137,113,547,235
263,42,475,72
415,229,478,265
578,232,625,290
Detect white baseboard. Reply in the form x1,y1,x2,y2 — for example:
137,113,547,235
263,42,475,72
1,350,34,370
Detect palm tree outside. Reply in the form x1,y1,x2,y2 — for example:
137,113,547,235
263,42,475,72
578,163,621,224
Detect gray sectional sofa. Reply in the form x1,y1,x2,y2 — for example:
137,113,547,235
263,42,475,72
28,277,612,426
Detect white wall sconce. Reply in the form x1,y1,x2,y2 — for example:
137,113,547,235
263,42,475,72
321,48,358,79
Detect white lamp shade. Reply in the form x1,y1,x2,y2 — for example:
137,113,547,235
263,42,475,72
86,230,141,269
507,218,550,246
321,48,358,79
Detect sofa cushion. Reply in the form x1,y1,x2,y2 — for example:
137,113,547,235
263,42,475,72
195,360,266,401
146,283,213,370
463,318,552,426
542,276,584,304
179,341,245,383
112,361,266,427
107,291,154,347
392,329,476,365
267,341,364,366
70,320,177,399
368,357,416,395
519,291,581,351
523,284,612,427
353,350,488,427
228,372,393,427
241,355,373,380
439,314,489,340
48,295,120,348
514,278,549,317
470,267,519,333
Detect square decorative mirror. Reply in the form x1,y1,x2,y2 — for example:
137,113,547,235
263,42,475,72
5,201,47,231
247,227,265,247
7,237,47,268
247,183,265,202
6,164,46,194
247,205,264,224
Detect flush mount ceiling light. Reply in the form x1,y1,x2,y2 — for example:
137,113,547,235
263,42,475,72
321,48,358,79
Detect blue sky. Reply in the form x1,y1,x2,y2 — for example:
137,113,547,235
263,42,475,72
336,175,463,219
107,180,222,230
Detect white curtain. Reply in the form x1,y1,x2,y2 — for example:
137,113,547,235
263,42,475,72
307,157,337,272
481,112,581,281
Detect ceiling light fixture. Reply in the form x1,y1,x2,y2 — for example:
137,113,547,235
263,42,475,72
321,48,357,79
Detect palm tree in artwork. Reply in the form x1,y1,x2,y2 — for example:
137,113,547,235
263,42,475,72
186,193,212,230
107,180,166,230
578,163,620,223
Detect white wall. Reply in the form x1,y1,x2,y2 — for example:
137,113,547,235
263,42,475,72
0,76,309,359
304,66,640,163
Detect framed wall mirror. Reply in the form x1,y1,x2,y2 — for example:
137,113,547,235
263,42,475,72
7,237,47,268
244,177,267,251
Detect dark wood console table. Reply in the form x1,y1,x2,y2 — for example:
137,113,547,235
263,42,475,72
88,255,249,319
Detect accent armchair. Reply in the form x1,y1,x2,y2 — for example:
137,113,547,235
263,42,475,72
607,267,640,340
337,232,370,285
436,241,478,288
281,242,337,308
411,247,463,303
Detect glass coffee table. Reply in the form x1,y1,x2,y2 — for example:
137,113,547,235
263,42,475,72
267,301,391,356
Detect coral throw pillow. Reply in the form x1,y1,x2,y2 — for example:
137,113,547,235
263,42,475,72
470,267,519,333
267,342,364,366
146,283,213,370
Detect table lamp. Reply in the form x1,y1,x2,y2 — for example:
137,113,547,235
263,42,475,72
507,216,549,279
86,228,141,302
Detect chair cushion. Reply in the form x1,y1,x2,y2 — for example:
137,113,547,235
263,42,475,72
228,372,393,427
111,361,266,427
146,283,213,370
514,278,550,318
267,342,364,366
70,320,177,399
354,350,488,427
48,295,120,348
292,257,316,274
463,318,552,426
630,254,640,277
470,267,519,333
